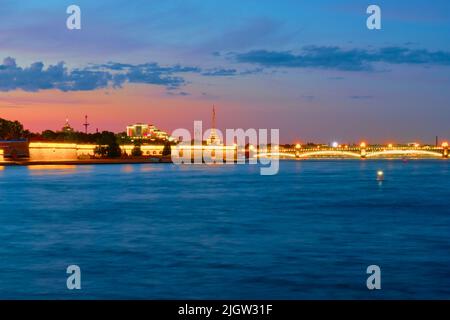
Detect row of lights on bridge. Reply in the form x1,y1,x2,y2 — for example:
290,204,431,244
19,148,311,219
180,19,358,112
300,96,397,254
293,141,449,149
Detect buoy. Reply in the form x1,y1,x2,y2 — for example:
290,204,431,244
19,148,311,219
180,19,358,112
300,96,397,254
377,170,384,181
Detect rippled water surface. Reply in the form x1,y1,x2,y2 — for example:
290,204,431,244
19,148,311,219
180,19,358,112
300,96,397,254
0,160,449,299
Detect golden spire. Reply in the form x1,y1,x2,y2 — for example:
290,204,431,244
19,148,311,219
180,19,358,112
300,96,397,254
207,105,220,145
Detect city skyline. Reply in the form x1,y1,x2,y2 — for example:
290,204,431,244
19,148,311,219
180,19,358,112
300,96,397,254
0,0,449,143
20,112,447,146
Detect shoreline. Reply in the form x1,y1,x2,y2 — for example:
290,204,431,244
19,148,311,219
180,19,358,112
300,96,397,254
0,157,448,167
0,158,173,166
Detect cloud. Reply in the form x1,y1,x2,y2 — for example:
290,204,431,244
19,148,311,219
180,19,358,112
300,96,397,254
0,57,263,92
201,68,263,77
95,62,202,89
0,57,201,92
232,46,450,71
0,57,113,92
167,91,190,97
202,68,238,76
100,62,201,74
239,68,264,76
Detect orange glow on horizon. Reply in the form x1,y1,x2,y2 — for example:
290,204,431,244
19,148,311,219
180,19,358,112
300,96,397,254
0,85,245,134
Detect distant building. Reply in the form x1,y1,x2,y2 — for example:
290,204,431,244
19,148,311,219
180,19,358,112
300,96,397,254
62,118,74,133
126,123,173,141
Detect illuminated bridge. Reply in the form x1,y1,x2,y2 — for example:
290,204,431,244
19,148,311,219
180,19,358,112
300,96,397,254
257,143,449,159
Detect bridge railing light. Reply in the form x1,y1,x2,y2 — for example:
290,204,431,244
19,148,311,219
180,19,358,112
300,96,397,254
442,142,449,148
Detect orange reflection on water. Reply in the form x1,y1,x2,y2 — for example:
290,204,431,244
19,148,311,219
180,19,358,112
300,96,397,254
121,165,135,173
28,165,77,176
140,165,166,172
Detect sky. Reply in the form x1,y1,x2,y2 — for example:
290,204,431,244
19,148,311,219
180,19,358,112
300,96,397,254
0,0,449,143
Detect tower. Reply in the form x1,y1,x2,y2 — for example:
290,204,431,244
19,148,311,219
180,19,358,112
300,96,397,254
212,105,216,132
83,115,90,134
207,105,221,145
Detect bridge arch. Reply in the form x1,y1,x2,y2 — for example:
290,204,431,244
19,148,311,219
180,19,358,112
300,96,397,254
366,149,442,158
297,150,361,158
258,151,361,158
257,152,296,158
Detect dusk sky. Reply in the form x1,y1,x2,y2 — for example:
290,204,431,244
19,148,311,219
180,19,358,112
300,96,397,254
0,0,449,143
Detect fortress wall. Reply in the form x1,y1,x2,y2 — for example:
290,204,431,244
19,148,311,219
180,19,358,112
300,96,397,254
28,143,167,160
123,145,165,156
29,143,78,161
76,144,97,158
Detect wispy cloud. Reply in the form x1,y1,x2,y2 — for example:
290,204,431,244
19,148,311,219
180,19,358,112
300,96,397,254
201,68,263,77
232,46,450,71
0,57,266,92
201,68,239,77
167,91,190,97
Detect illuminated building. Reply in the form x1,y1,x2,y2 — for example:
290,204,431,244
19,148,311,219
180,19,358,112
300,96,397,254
62,118,74,133
27,142,167,161
126,123,172,141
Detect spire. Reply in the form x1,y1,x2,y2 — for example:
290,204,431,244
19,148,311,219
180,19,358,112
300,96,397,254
83,115,90,134
207,105,221,145
212,105,216,130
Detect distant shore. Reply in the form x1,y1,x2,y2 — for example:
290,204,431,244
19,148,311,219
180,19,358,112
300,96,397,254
0,156,447,167
0,157,173,166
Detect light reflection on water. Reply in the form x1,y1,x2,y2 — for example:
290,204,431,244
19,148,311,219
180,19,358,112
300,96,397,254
0,160,449,299
26,165,89,176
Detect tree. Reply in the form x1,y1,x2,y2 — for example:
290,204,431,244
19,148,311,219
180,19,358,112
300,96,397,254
162,142,172,157
94,146,108,157
96,131,122,158
41,130,58,141
117,131,132,144
0,118,25,140
131,146,143,157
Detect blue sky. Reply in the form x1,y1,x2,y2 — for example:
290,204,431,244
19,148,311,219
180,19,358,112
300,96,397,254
0,0,449,142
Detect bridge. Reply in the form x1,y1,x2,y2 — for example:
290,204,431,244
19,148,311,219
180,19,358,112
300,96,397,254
257,143,449,159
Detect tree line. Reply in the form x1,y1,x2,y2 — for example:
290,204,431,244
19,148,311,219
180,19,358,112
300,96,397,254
0,118,172,158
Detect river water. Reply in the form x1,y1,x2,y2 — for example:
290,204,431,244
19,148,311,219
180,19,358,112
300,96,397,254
0,160,449,299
